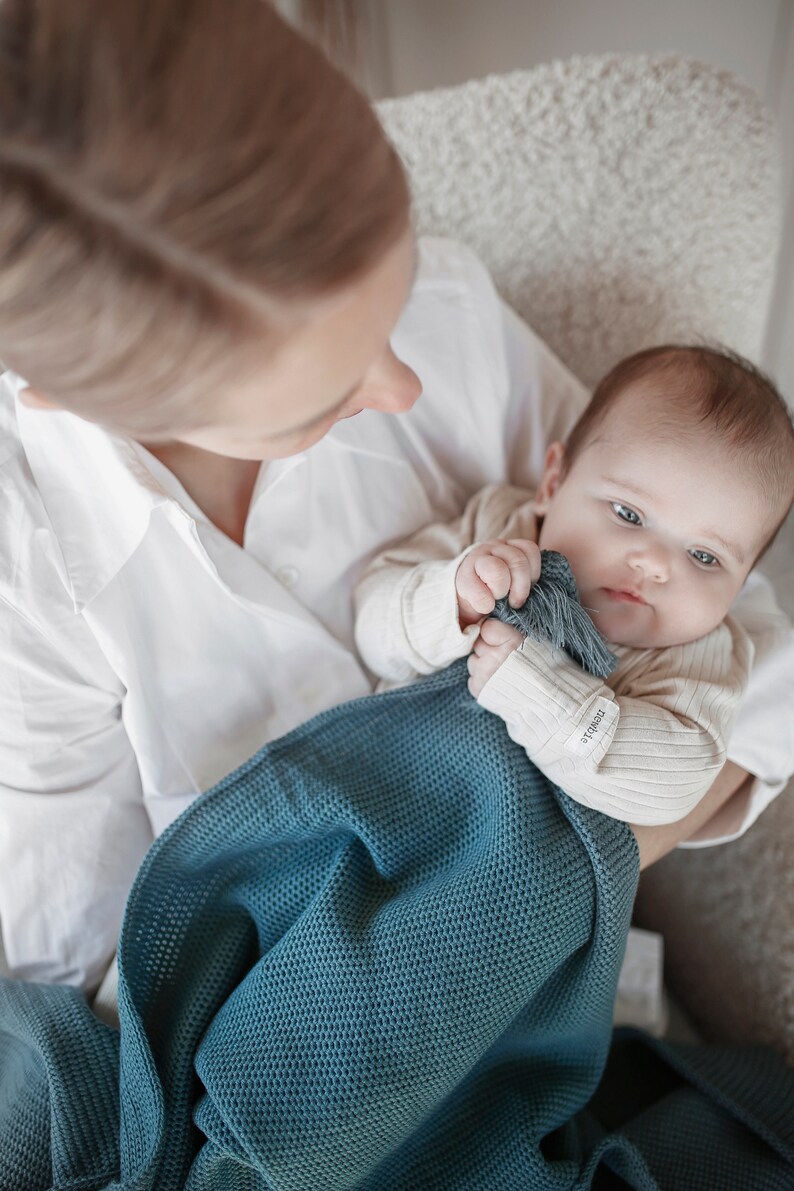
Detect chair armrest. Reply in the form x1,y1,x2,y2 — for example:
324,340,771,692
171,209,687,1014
634,775,794,1064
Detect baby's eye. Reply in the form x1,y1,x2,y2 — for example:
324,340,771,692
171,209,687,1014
611,502,642,525
690,549,720,568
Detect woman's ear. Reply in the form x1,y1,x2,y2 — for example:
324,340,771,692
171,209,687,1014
17,387,60,411
533,441,566,515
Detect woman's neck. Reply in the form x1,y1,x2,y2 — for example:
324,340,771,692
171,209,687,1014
139,440,262,547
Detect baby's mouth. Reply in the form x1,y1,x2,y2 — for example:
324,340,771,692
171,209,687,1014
602,587,648,605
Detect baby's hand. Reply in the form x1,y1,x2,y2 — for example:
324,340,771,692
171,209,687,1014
455,538,541,627
467,618,524,698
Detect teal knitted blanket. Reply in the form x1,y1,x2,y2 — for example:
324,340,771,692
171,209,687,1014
2,558,794,1188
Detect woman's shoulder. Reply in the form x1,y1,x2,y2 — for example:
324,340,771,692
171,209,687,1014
397,237,514,394
0,372,40,513
415,235,495,288
413,236,510,332
0,370,24,465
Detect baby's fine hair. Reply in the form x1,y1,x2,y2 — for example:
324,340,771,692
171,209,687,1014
562,344,794,563
0,0,409,438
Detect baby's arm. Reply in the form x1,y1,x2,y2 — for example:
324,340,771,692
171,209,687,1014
474,619,754,826
354,484,536,682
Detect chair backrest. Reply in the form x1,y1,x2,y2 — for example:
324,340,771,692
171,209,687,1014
377,54,782,389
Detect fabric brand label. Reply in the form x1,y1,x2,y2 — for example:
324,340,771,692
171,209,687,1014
564,699,619,759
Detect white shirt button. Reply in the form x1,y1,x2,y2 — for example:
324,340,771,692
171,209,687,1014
275,565,299,589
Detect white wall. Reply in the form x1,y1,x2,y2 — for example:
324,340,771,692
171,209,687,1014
363,0,794,403
378,0,782,101
763,3,794,406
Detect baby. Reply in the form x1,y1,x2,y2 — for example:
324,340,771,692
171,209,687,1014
354,345,794,826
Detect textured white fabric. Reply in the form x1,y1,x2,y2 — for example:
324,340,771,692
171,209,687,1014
355,482,762,826
377,54,781,386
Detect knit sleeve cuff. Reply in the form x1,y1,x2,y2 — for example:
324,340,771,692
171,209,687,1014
401,554,481,670
478,636,615,758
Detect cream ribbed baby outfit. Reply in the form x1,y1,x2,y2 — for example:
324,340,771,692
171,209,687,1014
354,483,752,826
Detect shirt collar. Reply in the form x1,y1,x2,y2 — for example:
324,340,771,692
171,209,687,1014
10,371,171,611
10,370,410,612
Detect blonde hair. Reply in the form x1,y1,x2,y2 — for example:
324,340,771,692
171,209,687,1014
0,0,410,437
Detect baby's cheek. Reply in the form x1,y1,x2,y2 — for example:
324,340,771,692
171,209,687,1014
559,533,601,591
538,519,587,570
656,586,732,647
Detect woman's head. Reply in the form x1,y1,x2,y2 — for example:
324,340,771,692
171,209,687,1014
0,0,417,453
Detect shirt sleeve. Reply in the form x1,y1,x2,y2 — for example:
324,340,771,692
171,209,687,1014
477,618,754,826
679,567,794,847
0,599,154,992
354,484,534,683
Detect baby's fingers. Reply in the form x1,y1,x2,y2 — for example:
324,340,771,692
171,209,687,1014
503,539,541,607
456,538,540,623
470,541,537,608
472,553,512,600
456,555,498,616
478,618,524,648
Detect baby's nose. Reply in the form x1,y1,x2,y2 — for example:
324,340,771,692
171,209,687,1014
628,546,670,582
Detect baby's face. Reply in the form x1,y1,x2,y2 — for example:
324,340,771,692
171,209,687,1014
534,405,774,649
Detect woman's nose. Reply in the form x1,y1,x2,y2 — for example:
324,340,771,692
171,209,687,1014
358,347,422,415
628,544,670,583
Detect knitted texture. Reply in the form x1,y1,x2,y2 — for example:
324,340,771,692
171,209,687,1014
2,664,794,1188
492,549,617,677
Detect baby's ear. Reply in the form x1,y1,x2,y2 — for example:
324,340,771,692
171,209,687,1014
533,441,566,514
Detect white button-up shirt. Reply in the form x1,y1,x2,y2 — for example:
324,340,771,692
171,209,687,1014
1,237,792,990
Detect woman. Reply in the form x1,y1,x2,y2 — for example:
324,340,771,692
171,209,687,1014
0,0,791,992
